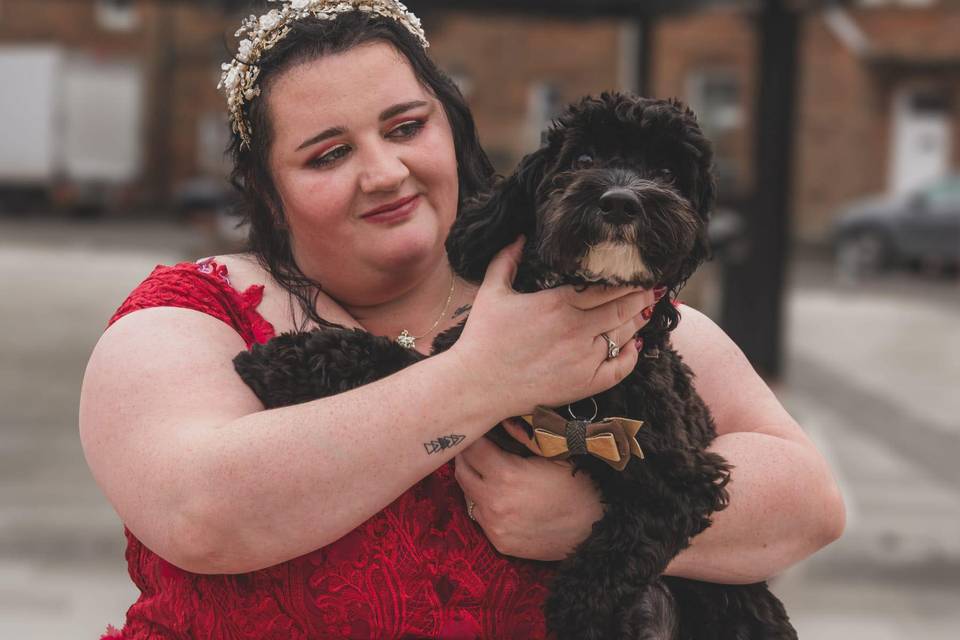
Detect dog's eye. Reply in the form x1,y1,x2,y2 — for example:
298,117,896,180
575,154,594,169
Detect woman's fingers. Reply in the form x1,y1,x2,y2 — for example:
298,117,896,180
501,417,541,455
478,235,525,296
454,456,483,524
454,452,484,483
454,248,671,415
582,289,655,332
456,436,517,480
593,333,641,385
455,438,527,526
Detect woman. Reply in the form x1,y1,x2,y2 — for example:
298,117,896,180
79,1,844,638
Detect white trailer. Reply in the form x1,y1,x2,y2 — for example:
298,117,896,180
0,46,60,186
0,45,144,213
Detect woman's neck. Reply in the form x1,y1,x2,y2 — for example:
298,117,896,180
341,259,477,351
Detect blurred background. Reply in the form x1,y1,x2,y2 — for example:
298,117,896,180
1,0,958,637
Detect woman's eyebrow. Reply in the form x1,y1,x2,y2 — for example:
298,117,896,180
296,101,430,152
296,126,346,152
378,100,429,122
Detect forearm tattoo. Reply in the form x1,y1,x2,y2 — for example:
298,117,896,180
424,434,466,455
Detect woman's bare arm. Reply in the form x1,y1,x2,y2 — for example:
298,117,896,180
79,307,501,575
455,305,844,581
79,241,653,575
663,305,846,583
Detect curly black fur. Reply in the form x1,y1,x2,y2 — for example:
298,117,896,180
233,92,796,639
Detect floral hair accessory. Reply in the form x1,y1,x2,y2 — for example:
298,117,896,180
218,0,428,148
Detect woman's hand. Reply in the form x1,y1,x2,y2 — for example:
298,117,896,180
448,236,659,420
454,433,604,562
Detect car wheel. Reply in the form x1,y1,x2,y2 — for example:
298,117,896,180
836,231,891,280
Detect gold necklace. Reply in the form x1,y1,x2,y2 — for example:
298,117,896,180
396,272,456,350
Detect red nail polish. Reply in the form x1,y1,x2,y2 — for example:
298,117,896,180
635,336,645,351
641,305,653,320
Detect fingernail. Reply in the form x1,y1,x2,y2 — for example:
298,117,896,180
635,336,645,351
641,305,653,320
653,286,667,300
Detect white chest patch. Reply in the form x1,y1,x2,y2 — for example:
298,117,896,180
580,242,649,281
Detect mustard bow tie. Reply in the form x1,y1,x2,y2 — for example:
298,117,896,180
519,405,645,472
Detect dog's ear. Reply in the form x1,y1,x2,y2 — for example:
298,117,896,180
694,165,717,223
446,147,548,283
667,170,714,310
674,105,717,291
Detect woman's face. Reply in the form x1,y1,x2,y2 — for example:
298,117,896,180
265,41,459,305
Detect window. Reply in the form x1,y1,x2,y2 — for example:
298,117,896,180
925,177,960,212
96,0,139,32
686,69,743,192
858,0,936,8
910,89,953,114
687,71,742,134
447,68,474,99
197,112,232,177
526,81,563,148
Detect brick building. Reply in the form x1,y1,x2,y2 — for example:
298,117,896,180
3,0,957,244
0,0,235,208
425,0,960,243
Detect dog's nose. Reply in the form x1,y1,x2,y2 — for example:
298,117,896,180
599,188,640,220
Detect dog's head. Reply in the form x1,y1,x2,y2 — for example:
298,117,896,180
448,92,715,303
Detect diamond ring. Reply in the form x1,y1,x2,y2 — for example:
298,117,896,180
600,332,620,360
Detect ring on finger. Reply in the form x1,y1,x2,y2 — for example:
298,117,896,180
600,332,620,360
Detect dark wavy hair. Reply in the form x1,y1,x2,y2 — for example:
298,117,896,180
227,11,494,329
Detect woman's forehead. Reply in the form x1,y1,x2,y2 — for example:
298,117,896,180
268,42,430,136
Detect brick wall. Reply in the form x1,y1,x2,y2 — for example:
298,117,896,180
652,9,756,201
427,12,625,173
4,1,958,233
791,13,891,241
792,7,960,241
0,0,235,207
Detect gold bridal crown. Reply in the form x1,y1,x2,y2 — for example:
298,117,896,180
218,0,429,148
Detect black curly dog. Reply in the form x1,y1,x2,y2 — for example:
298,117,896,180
234,92,797,640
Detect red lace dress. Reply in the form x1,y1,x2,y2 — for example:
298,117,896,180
101,258,557,640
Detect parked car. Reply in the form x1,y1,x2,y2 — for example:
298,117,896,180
833,175,960,276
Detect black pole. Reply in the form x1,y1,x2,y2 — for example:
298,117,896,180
719,0,799,379
638,17,656,97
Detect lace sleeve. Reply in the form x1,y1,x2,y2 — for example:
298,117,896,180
108,259,274,348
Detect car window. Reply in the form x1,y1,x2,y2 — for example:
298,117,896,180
925,178,960,212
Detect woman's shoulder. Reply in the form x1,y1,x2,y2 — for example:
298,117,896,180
209,253,362,333
105,252,273,347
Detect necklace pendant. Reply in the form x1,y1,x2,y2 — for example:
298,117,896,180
397,330,416,349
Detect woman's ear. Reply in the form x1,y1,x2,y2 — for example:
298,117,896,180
446,148,548,282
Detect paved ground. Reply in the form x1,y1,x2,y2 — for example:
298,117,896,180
772,260,960,639
1,216,958,638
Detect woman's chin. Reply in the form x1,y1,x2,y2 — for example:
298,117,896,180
372,228,444,272
361,199,454,264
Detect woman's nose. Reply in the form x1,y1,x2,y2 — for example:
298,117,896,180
358,144,410,193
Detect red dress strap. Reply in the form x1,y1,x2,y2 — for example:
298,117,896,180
109,257,275,347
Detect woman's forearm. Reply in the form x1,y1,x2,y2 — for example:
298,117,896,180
187,350,501,574
664,431,846,584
